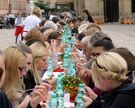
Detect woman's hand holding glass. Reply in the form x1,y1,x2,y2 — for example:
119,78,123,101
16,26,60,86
30,83,51,108
82,86,97,107
18,95,31,108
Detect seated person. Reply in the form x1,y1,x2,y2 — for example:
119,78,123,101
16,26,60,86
0,50,12,108
83,52,135,108
2,46,51,108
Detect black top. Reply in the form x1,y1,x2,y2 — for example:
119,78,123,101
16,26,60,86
23,70,36,94
23,71,42,108
88,16,94,23
0,90,13,108
88,78,135,108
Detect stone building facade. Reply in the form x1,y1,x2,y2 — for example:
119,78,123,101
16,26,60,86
0,0,29,16
46,0,74,11
46,0,134,22
0,0,134,22
81,0,134,22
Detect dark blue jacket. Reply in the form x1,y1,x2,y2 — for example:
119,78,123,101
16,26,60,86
0,90,12,108
89,78,135,108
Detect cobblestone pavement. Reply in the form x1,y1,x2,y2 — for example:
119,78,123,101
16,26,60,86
101,24,135,54
0,28,15,50
0,23,135,53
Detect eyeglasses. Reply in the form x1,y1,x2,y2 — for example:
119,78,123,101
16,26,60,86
0,67,4,78
42,58,48,62
18,66,27,71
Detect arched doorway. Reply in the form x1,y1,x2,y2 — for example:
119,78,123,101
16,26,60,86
104,0,119,22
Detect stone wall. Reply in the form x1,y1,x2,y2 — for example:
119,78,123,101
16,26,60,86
122,0,132,17
84,0,132,21
46,0,74,3
0,0,28,16
75,0,85,15
85,0,104,18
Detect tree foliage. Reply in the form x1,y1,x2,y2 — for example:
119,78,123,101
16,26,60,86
34,0,48,9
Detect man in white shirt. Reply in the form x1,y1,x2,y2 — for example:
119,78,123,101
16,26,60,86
22,7,41,40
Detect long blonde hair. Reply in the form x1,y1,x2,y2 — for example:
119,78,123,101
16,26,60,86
92,52,128,85
2,46,27,102
30,43,48,85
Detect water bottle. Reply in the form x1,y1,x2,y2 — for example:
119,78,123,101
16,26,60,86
56,74,63,92
48,93,57,108
63,53,69,68
56,85,64,108
78,84,86,96
48,57,53,67
74,94,85,108
68,59,76,76
47,57,53,78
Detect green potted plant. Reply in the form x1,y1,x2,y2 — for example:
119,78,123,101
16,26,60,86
61,75,82,102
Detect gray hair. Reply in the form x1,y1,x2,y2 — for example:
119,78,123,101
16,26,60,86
81,36,92,48
44,21,58,30
81,31,110,49
17,41,32,54
85,27,100,36
90,31,109,46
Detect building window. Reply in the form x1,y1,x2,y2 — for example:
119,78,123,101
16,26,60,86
132,0,135,12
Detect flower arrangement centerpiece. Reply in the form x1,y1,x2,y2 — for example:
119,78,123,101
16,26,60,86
61,75,82,102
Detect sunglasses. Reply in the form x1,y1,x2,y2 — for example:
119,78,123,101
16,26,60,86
27,62,32,65
0,67,4,79
42,58,48,62
18,66,27,71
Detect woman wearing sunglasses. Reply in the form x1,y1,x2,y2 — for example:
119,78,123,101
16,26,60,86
2,46,51,108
